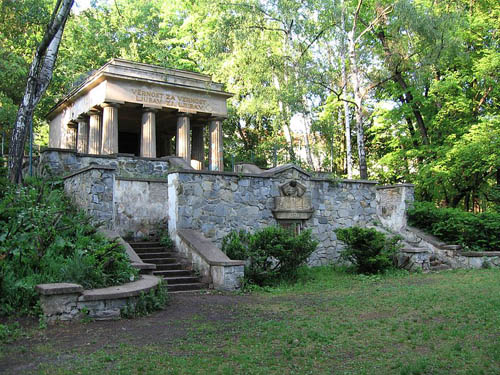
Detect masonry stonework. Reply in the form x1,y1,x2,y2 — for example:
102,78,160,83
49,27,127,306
55,150,408,267
168,168,378,266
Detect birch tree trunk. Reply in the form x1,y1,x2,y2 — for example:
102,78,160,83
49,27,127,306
8,0,74,183
340,0,353,179
347,29,368,179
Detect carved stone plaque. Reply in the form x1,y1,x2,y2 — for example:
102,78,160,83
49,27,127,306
272,180,314,220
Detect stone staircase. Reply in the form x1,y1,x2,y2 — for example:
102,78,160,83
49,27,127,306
368,225,452,272
129,241,208,293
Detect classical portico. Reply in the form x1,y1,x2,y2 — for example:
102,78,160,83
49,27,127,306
47,59,232,170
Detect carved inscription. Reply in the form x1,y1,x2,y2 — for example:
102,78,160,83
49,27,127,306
131,89,208,111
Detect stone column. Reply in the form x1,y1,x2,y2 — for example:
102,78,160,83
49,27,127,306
67,122,77,150
88,109,102,155
76,116,89,153
176,114,191,163
209,118,224,171
101,103,119,155
140,108,157,158
191,125,204,170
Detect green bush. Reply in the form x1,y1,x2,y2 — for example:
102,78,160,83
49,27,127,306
222,226,318,286
335,227,401,274
121,281,168,318
0,177,138,316
159,233,174,248
408,202,500,251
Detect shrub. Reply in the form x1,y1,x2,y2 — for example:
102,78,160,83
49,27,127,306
121,281,168,318
159,233,174,248
0,177,138,316
408,202,500,251
335,227,401,274
222,226,318,286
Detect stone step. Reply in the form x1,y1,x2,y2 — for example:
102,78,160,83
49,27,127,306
129,242,162,249
146,257,178,265
155,263,185,271
132,246,173,253
139,252,178,259
153,270,192,277
163,276,201,285
167,282,208,292
130,241,208,293
430,264,451,271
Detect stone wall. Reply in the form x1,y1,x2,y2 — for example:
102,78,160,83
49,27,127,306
114,177,169,238
63,166,169,238
376,184,415,232
36,275,161,322
39,148,170,178
64,165,115,227
168,167,379,265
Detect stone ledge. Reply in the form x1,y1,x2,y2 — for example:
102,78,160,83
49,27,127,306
36,283,83,295
401,247,431,254
177,229,244,266
99,229,156,272
78,275,160,302
376,183,415,190
407,226,461,251
131,262,156,270
63,164,117,180
116,176,168,183
460,251,500,257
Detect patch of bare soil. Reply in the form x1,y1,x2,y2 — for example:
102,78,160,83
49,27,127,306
0,292,260,375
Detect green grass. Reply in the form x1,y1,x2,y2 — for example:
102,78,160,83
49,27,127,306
11,267,500,374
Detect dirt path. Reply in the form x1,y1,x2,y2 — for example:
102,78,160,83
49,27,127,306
0,292,259,374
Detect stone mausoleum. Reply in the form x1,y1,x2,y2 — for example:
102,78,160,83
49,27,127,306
40,59,416,290
47,58,230,171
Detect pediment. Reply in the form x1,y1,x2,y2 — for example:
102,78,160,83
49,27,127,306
261,163,311,181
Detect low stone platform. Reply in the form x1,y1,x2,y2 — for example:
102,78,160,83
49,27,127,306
36,275,161,322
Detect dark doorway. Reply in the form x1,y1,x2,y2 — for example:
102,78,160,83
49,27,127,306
118,132,139,155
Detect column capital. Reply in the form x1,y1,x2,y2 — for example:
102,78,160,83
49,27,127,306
67,120,78,129
209,116,225,122
142,106,159,113
101,102,121,109
77,114,88,121
88,108,101,116
177,112,193,118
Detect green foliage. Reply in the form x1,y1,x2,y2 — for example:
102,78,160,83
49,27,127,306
159,234,174,249
335,227,401,274
0,322,23,344
120,282,168,318
0,178,138,316
222,226,318,286
408,202,500,252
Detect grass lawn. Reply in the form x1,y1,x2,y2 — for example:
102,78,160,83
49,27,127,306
2,267,500,374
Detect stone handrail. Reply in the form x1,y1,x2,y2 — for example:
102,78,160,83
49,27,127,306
99,229,156,272
36,275,161,322
176,229,244,291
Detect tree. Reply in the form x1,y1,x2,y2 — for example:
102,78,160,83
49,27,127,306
8,0,74,183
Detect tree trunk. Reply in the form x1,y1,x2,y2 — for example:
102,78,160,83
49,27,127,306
347,29,368,179
376,31,430,145
393,72,430,145
8,0,74,183
302,113,315,169
341,0,353,179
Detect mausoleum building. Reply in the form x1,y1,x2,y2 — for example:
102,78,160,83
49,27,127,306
47,58,231,171
39,59,423,292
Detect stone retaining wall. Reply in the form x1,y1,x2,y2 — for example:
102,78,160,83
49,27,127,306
168,167,379,265
39,148,170,178
64,165,115,227
36,275,161,322
114,177,169,238
63,166,169,238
